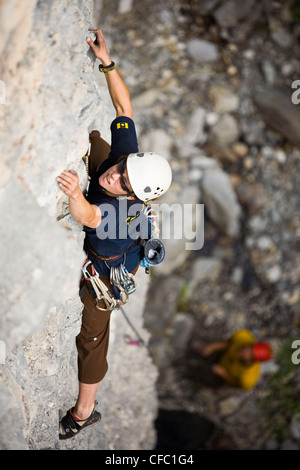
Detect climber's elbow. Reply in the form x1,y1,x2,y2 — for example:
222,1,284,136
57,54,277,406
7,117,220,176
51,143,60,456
115,102,133,120
84,205,102,229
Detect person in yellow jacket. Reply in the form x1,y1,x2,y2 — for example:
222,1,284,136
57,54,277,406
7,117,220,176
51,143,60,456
193,329,273,390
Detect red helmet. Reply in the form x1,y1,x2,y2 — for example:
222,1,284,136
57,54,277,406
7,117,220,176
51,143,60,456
253,342,272,362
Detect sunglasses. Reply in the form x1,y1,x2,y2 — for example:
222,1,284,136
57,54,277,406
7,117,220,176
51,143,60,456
116,159,132,195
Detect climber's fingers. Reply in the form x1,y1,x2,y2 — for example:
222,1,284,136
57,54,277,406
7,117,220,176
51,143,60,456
56,170,80,196
88,28,103,42
86,35,98,52
58,170,79,183
86,29,103,51
86,29,109,62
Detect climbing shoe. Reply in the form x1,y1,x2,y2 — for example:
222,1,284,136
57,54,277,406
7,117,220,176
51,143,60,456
59,400,101,440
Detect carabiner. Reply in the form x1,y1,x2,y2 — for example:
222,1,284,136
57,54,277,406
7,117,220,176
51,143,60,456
82,260,94,280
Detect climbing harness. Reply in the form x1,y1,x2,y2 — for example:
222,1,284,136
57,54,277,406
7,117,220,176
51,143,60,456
82,234,164,310
85,237,135,262
81,260,145,346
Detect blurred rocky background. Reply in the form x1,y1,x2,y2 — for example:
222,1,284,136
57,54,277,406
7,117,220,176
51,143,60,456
1,0,300,451
98,0,300,450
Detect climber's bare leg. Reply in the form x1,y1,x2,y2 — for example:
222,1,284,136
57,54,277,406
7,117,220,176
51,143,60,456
73,381,100,419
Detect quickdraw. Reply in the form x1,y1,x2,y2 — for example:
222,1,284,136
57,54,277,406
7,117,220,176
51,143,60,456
81,259,137,312
109,263,136,296
82,260,118,311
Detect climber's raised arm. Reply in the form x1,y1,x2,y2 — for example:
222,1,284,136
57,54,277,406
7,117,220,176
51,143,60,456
86,29,133,119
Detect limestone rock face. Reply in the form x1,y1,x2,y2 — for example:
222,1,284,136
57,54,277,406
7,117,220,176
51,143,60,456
0,0,157,450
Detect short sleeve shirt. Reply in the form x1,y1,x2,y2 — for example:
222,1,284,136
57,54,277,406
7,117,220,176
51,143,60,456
83,116,150,276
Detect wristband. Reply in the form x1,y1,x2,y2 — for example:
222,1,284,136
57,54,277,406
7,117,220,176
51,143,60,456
99,61,116,73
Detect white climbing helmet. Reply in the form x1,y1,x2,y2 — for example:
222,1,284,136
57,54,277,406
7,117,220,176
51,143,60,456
127,152,172,201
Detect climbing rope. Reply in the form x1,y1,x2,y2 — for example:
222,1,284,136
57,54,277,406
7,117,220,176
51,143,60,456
120,305,145,347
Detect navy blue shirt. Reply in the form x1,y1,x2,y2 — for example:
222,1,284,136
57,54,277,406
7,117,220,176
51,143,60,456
83,116,150,276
